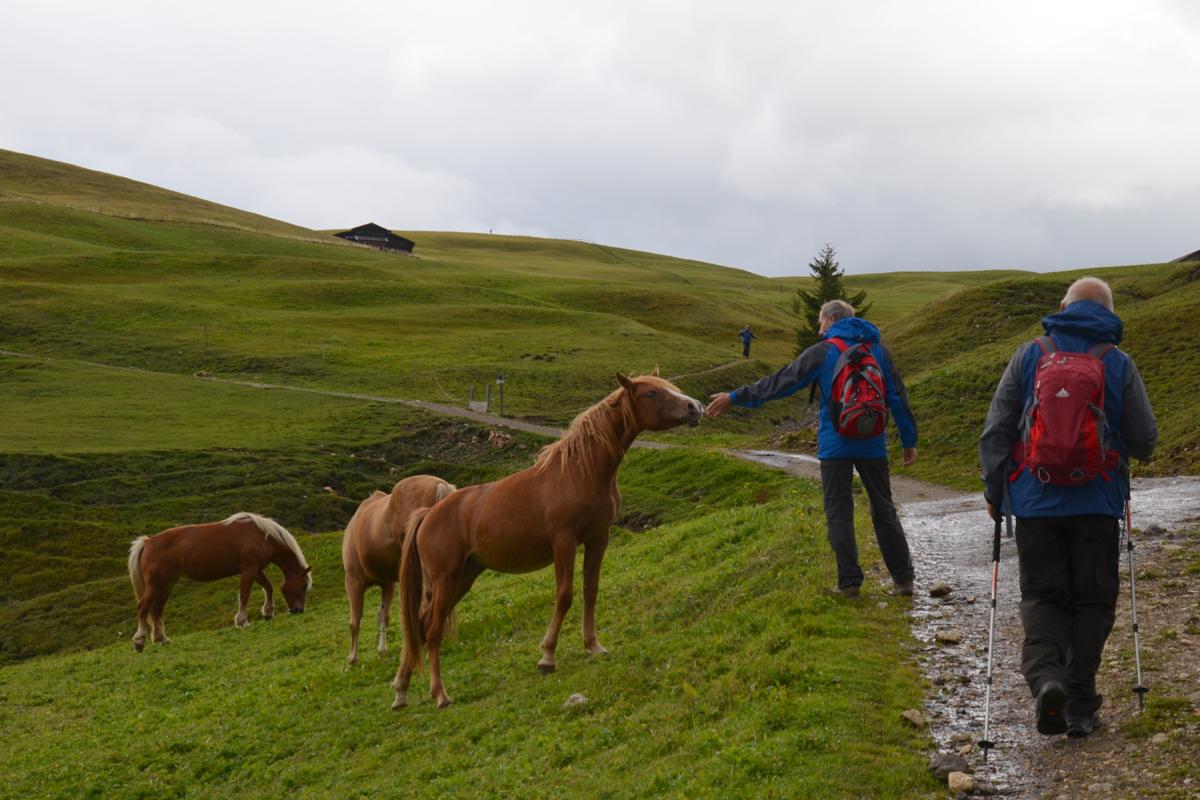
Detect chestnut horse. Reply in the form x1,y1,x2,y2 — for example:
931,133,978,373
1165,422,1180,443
128,512,312,651
342,475,456,665
392,371,703,708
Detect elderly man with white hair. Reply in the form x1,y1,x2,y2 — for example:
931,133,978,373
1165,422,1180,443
707,299,918,599
979,276,1158,739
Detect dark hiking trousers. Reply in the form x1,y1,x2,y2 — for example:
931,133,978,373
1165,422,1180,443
742,342,751,358
1015,515,1120,717
820,458,914,590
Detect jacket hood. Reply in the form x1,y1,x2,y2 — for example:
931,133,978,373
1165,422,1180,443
1042,300,1124,345
823,317,881,344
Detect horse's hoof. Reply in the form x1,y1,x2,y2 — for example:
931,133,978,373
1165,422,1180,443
586,643,609,656
262,613,274,621
437,697,454,709
391,694,407,710
377,646,388,657
347,655,359,667
133,641,144,653
537,661,556,675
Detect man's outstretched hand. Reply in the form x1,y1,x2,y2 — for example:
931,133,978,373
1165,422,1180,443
706,392,732,418
902,447,918,467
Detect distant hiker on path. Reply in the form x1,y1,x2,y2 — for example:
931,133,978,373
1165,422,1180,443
979,277,1158,739
739,325,757,358
707,300,918,598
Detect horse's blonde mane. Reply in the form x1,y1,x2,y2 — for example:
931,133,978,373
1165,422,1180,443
535,387,636,481
222,512,312,588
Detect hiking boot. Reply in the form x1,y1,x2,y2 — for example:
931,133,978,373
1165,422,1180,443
1066,713,1101,738
1035,681,1068,735
836,585,862,599
892,580,914,597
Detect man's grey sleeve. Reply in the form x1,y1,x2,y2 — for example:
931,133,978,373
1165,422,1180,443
731,342,827,409
979,345,1030,506
1121,357,1158,461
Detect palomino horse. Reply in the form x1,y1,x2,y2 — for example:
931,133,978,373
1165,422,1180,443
393,371,702,708
342,475,456,665
127,512,312,651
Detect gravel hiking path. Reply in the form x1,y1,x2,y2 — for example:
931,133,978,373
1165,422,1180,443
735,449,1200,798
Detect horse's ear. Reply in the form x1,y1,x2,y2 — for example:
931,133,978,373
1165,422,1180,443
651,366,660,377
616,373,634,391
304,566,313,574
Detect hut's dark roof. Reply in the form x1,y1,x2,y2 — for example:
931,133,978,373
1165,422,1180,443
334,222,414,252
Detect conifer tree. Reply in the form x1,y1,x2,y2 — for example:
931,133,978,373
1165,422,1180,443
793,244,871,354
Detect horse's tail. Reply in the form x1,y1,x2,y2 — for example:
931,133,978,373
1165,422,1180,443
128,536,149,601
400,507,432,676
434,480,456,502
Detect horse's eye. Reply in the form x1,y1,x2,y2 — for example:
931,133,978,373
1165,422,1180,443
643,391,657,399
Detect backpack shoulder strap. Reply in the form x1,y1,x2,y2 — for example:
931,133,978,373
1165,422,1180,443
1035,336,1055,355
1088,342,1115,359
827,337,848,353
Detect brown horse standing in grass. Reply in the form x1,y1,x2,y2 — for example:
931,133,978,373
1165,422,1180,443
393,371,703,708
128,512,311,651
342,475,456,665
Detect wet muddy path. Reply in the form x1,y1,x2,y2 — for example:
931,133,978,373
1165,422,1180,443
902,477,1200,798
733,450,1200,798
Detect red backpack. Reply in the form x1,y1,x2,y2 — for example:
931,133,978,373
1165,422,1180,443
827,338,889,438
1012,336,1118,485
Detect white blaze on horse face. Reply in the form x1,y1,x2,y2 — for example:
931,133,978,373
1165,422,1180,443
665,386,703,425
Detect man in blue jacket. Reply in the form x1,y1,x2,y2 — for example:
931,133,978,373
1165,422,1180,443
739,325,758,358
707,300,918,598
979,277,1157,738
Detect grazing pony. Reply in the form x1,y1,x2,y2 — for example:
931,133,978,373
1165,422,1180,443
342,475,456,665
127,512,312,651
393,371,703,708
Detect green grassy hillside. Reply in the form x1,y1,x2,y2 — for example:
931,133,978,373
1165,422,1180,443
884,261,1200,487
0,446,937,800
0,149,328,242
0,149,1025,430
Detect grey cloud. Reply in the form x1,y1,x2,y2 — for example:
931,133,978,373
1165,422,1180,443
2,0,1198,274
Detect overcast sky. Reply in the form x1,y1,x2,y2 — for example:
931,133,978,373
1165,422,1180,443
3,1,1199,275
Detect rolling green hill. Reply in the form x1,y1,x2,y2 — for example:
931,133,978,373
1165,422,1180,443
884,262,1200,487
0,149,330,242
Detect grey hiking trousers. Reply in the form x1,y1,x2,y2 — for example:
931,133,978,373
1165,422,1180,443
820,458,915,590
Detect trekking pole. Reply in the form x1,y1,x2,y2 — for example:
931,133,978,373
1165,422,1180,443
1124,499,1149,711
979,513,1002,763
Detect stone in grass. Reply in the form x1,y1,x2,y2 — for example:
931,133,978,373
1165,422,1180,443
1150,732,1169,745
929,581,954,598
901,708,926,728
936,628,963,644
929,752,969,781
948,771,975,794
563,693,589,709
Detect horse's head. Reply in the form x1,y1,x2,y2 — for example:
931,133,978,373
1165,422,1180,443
616,370,703,431
282,565,312,614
